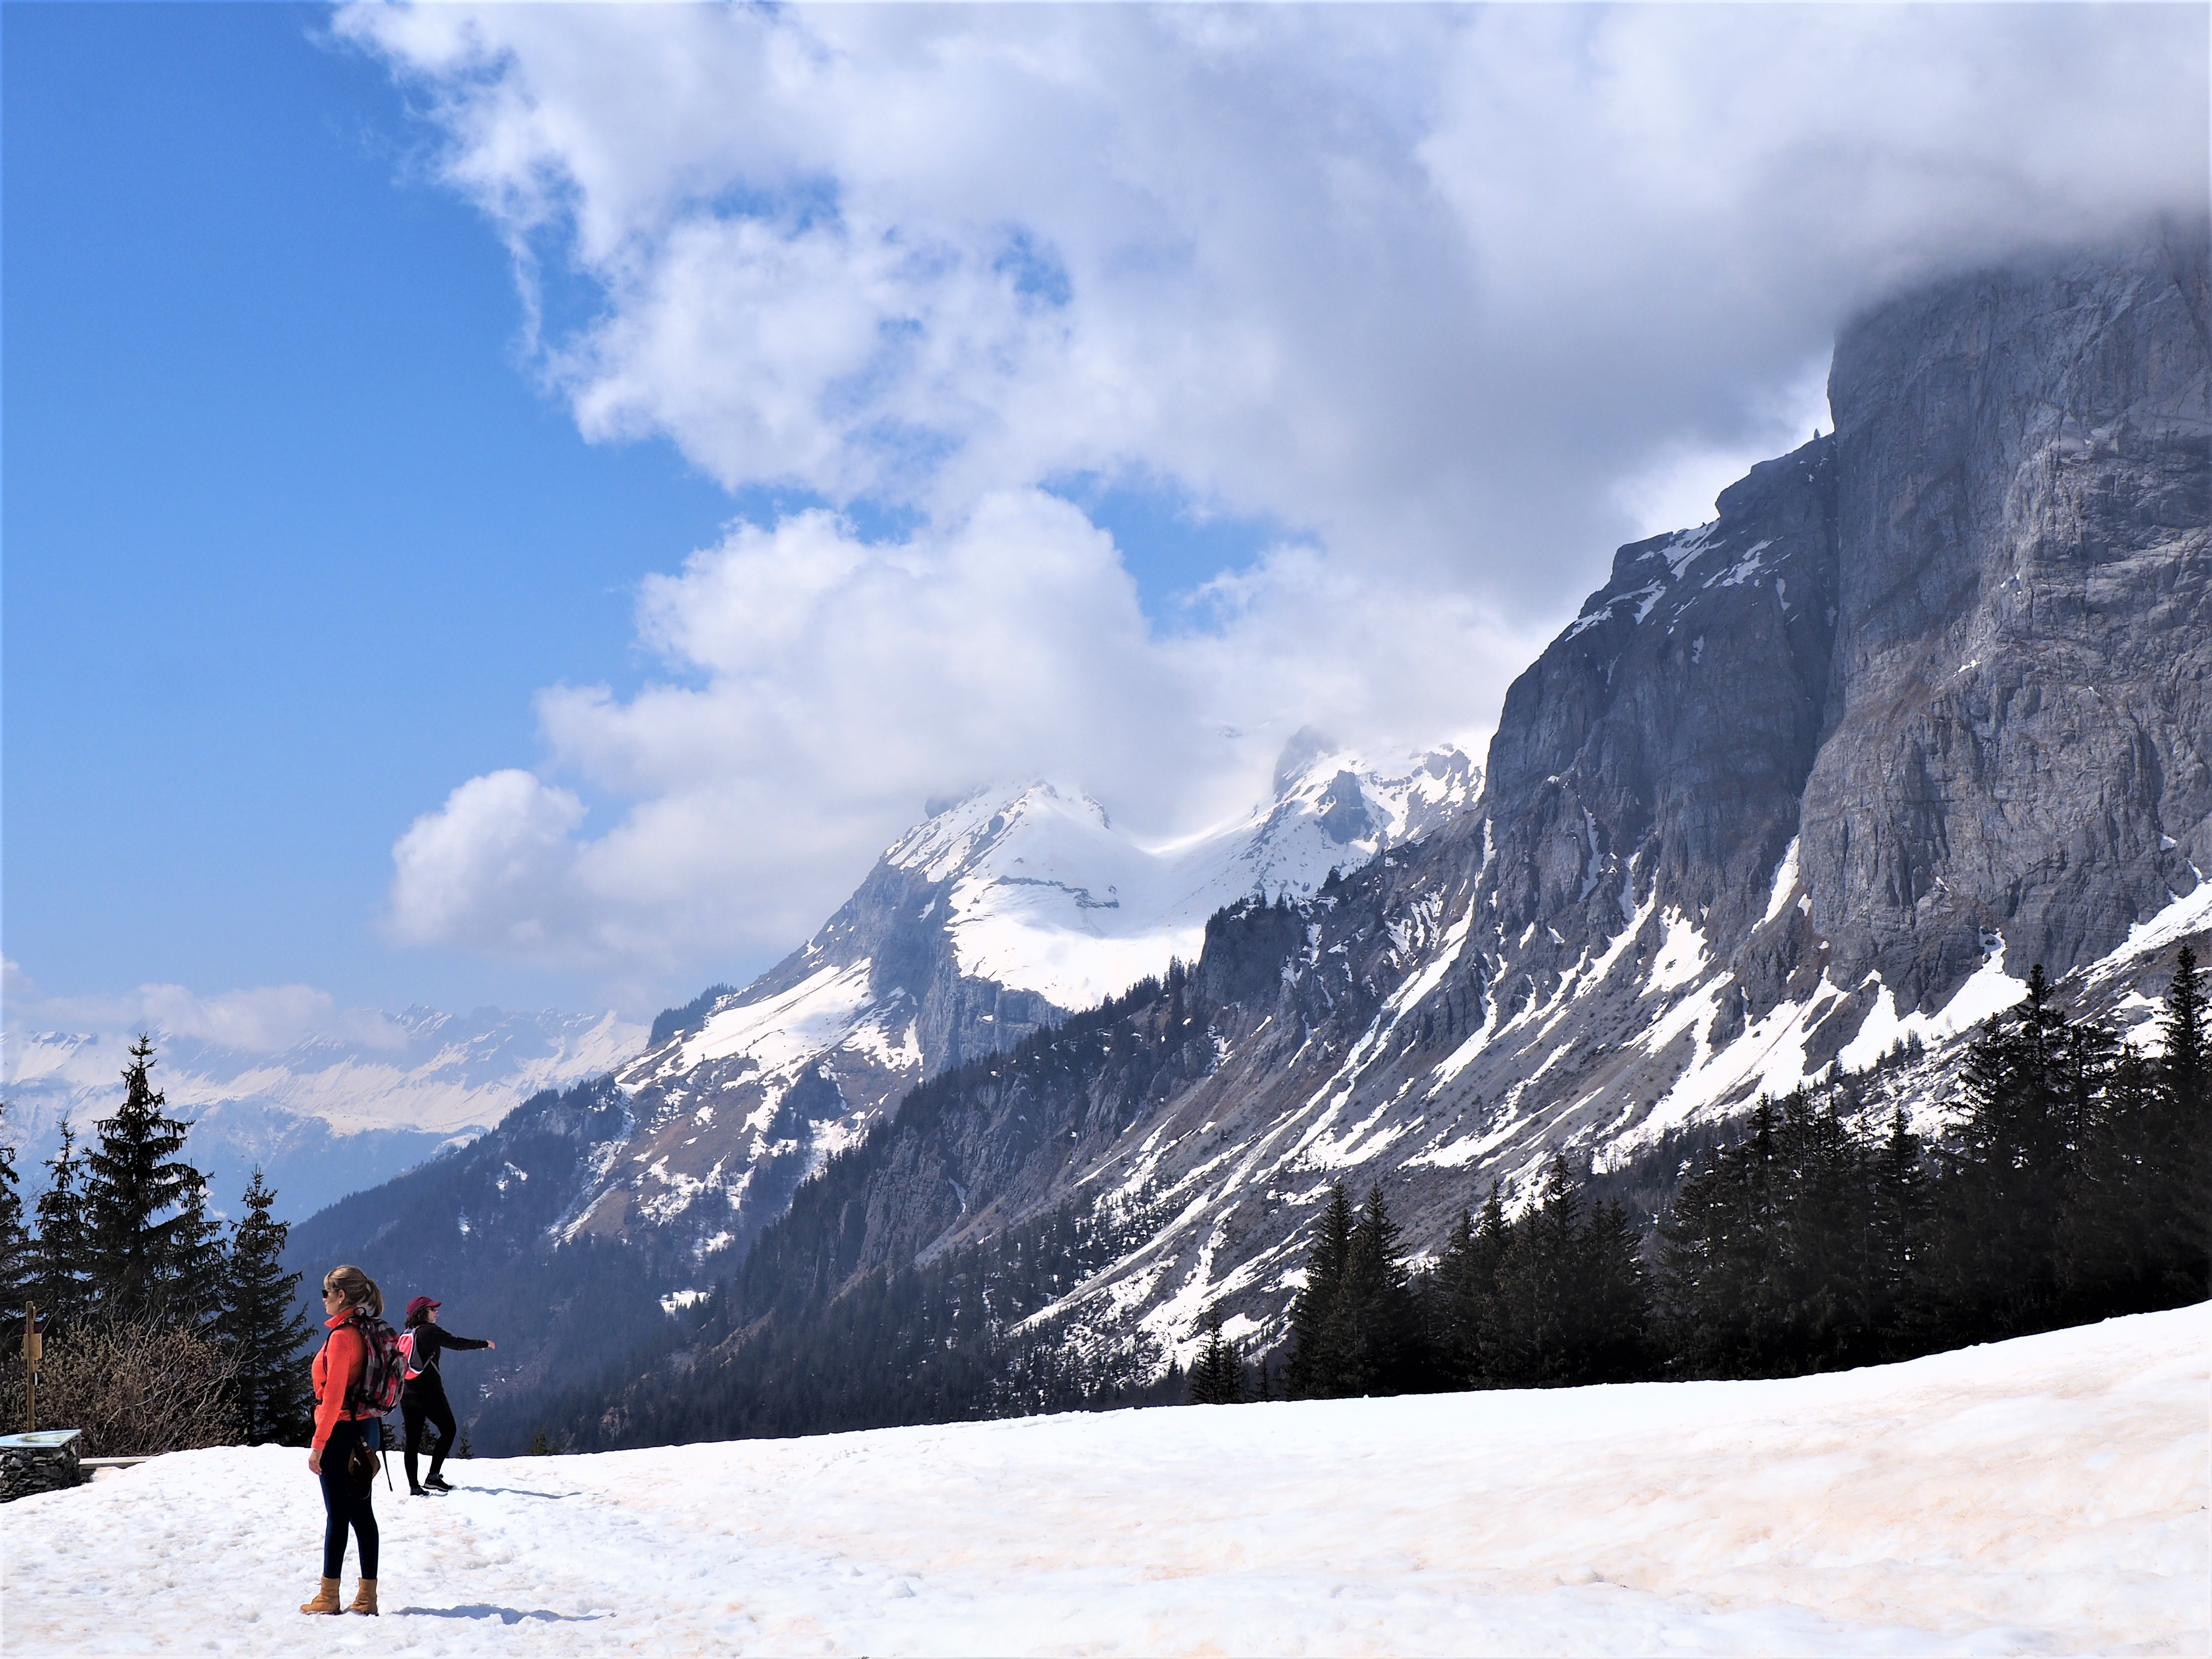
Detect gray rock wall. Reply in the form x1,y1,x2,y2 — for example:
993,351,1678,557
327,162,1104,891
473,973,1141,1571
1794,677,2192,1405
1806,226,2211,1008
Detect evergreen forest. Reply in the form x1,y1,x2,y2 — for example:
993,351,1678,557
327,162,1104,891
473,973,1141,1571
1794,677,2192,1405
1226,946,2209,1400
1,1037,315,1450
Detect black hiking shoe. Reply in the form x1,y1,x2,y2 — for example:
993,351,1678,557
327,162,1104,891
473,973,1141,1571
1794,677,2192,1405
424,1474,455,1492
409,1484,428,1497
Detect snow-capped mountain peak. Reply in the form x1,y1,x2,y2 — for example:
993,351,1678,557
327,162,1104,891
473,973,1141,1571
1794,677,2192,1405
544,739,1484,1261
879,743,1480,1014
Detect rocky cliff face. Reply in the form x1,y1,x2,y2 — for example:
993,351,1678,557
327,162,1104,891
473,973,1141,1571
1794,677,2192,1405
616,228,2210,1394
1805,228,2211,1010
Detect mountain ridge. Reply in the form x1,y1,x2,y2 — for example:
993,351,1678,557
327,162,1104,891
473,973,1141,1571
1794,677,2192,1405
290,226,2208,1451
1,1005,641,1223
536,226,2208,1446
282,742,1480,1404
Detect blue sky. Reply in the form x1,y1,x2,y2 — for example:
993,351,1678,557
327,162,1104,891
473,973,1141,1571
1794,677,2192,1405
5,4,713,1011
3,3,1306,1024
6,3,2198,1031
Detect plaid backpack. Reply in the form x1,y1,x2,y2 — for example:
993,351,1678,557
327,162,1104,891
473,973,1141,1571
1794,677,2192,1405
340,1313,409,1415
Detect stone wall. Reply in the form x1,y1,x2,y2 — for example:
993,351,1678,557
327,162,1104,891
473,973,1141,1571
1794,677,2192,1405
0,1430,84,1502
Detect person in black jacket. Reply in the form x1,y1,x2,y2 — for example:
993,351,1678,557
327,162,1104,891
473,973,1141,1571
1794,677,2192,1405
399,1295,494,1496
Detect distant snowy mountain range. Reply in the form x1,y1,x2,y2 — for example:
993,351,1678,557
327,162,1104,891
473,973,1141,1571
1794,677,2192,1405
1,1008,642,1222
874,736,1475,1014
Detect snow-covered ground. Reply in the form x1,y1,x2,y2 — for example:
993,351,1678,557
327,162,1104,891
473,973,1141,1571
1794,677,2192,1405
7,1305,2204,1656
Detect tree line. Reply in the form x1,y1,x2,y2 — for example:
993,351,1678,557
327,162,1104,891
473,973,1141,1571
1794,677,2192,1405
0,1037,315,1448
1204,946,2208,1402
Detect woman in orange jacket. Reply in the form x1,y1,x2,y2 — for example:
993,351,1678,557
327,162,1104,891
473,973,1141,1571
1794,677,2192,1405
301,1264,385,1616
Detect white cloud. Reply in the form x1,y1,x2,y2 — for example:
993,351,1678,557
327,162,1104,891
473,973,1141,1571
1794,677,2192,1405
2,957,37,1008
339,2,2209,984
385,492,1542,974
1612,355,1836,541
385,769,590,959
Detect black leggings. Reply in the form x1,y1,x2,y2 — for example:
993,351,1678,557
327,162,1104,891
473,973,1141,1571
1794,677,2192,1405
402,1388,457,1487
316,1419,380,1580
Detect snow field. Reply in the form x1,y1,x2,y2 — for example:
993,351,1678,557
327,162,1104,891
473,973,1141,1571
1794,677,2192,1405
5,1304,2205,1657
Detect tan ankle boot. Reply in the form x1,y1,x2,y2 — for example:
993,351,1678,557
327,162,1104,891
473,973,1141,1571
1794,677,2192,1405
348,1579,379,1616
300,1577,342,1615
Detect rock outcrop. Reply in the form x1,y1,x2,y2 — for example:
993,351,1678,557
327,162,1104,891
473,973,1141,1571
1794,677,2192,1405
1804,228,2211,1009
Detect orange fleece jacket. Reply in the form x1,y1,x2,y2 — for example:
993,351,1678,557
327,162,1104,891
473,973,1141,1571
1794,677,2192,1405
310,1313,379,1454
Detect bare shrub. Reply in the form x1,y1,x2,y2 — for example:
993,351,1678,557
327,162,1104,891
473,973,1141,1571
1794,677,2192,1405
0,1319,240,1456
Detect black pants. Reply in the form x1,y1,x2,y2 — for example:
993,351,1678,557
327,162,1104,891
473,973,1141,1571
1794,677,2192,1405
317,1419,380,1580
402,1386,457,1488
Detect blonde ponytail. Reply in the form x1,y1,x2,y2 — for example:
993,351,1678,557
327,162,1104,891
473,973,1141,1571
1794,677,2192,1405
322,1264,383,1318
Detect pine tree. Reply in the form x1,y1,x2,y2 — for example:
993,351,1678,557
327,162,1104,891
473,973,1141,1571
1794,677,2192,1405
1332,1182,1421,1395
2156,945,2209,1300
1867,1106,1926,1343
162,1171,229,1330
1572,1196,1650,1382
1490,1156,1587,1385
2050,1020,2123,1170
1440,1184,1508,1385
1436,1208,1481,1383
1187,1310,1245,1405
2058,1049,2167,1315
1931,972,2075,1342
83,1036,199,1320
2164,944,2205,1114
0,1121,28,1313
217,1169,313,1444
1657,1104,1796,1377
1769,1091,1875,1371
1284,1185,1355,1398
31,1121,92,1325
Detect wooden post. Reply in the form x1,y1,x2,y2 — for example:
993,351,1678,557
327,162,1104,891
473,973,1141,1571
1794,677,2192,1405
22,1304,39,1435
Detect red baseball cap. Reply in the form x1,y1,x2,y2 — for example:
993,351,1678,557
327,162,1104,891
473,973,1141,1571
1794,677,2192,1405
405,1296,441,1321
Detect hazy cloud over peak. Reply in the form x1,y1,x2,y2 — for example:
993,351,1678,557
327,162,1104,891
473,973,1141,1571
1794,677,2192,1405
343,2,2209,995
